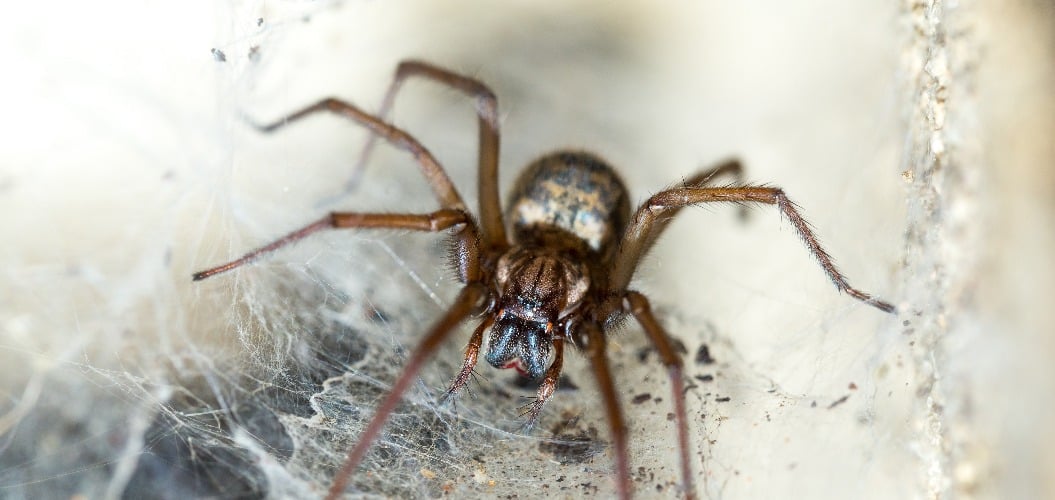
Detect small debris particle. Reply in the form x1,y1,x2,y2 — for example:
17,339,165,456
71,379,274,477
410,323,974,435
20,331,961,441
666,412,675,421
827,395,850,409
210,48,226,62
715,396,731,403
578,482,599,495
248,45,260,61
256,17,264,26
632,393,651,404
695,344,715,365
848,382,858,390
420,468,437,479
694,374,714,383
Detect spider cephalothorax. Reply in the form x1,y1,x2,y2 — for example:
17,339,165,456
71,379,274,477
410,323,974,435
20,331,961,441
487,245,588,379
193,61,894,499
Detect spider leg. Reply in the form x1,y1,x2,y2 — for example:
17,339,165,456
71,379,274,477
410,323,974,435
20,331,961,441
581,322,632,500
623,291,695,500
520,336,565,428
611,185,895,313
683,159,747,220
249,97,467,211
353,61,508,249
635,159,745,264
192,209,473,281
442,316,493,403
326,283,487,500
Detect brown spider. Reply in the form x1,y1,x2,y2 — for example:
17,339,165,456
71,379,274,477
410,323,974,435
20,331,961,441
193,60,895,499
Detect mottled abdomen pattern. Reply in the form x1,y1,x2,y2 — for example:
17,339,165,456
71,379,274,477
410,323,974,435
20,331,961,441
506,151,630,255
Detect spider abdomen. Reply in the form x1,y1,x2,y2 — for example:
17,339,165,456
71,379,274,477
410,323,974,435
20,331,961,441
506,151,631,256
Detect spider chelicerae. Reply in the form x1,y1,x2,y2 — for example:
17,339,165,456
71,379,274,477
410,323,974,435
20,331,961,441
193,60,894,499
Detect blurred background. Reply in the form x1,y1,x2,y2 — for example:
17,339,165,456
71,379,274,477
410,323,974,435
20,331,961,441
0,0,1052,498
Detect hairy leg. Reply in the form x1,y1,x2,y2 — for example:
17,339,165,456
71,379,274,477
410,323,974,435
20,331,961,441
250,97,467,210
193,209,473,281
354,61,507,248
611,185,894,313
519,336,565,427
326,284,487,500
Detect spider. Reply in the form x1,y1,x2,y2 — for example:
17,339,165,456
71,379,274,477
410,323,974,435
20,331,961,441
193,60,895,499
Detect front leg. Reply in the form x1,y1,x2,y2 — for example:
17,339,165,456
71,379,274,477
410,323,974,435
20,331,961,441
610,184,895,313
